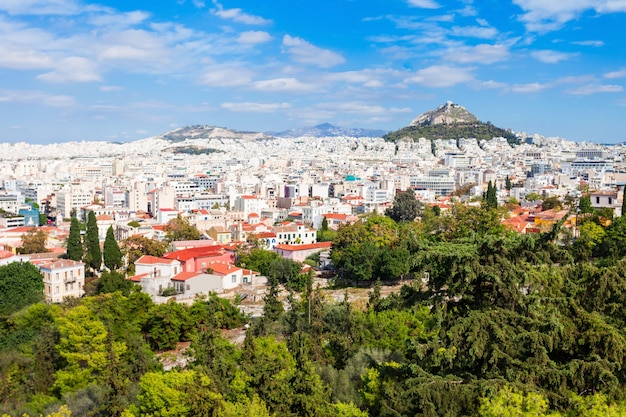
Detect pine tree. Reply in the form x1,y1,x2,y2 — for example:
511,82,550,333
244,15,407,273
103,226,123,271
486,181,498,209
505,176,512,191
85,211,102,271
67,215,83,261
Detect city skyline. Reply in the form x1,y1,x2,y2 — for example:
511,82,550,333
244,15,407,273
1,0,626,144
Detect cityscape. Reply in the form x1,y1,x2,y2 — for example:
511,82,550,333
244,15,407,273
3,0,626,415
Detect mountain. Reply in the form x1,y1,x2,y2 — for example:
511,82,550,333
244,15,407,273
269,123,388,138
159,125,272,142
384,102,519,145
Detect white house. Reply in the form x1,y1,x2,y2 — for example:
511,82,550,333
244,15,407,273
38,259,85,303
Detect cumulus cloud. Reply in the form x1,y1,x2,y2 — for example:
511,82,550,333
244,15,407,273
282,35,345,68
450,25,498,39
199,66,254,87
0,42,52,69
513,0,626,32
405,0,440,9
566,84,623,95
531,50,577,63
253,77,317,92
0,89,74,107
510,82,550,93
444,44,510,64
37,56,101,83
211,1,271,25
604,69,626,79
236,31,272,45
221,102,291,112
405,65,474,87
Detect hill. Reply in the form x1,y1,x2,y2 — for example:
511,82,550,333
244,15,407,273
384,101,519,145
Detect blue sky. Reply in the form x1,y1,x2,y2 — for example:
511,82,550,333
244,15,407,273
1,0,626,144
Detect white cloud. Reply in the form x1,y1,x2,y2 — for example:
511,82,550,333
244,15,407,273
566,84,623,95
405,65,474,87
405,0,441,9
450,25,498,39
604,69,626,79
0,89,74,107
282,35,345,68
510,82,550,93
0,0,83,15
0,42,52,69
572,40,605,47
99,85,124,92
531,50,577,63
445,44,510,64
199,66,254,87
37,56,101,82
253,77,317,93
476,80,508,89
236,31,272,45
211,1,271,25
89,10,150,27
513,0,626,32
221,102,291,112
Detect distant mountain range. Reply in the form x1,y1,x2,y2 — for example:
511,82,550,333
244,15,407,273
153,103,519,145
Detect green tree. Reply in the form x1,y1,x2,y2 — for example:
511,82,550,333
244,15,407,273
579,195,594,214
127,370,223,417
0,261,44,316
103,226,123,271
121,236,168,266
96,271,136,296
486,181,498,209
542,196,562,211
53,305,124,395
67,215,83,261
85,211,102,271
17,227,49,254
164,215,201,241
479,386,560,417
505,176,512,191
386,188,420,222
525,192,542,202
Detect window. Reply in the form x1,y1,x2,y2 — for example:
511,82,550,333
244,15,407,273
231,274,237,283
596,197,600,204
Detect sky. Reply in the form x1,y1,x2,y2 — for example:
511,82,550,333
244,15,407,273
1,0,626,144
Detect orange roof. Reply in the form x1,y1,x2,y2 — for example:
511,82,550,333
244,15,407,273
172,271,202,281
248,212,260,217
255,232,277,238
136,255,178,265
96,214,113,221
275,242,332,252
323,213,348,220
129,273,148,282
207,262,241,275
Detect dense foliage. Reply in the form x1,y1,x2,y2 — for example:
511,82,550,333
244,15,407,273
383,121,519,145
103,226,123,271
4,203,626,416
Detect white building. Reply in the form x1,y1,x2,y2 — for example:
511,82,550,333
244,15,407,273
39,259,85,303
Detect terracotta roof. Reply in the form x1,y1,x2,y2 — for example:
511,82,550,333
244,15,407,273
172,271,201,281
275,242,332,251
136,255,178,265
96,214,113,221
129,273,148,282
207,262,241,275
248,212,260,217
323,213,348,220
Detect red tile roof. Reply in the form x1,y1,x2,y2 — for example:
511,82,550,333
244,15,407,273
163,246,225,261
172,271,201,281
206,262,240,275
136,255,178,265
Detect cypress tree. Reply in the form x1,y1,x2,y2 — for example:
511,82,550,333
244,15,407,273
103,225,123,271
67,216,83,261
86,211,102,271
